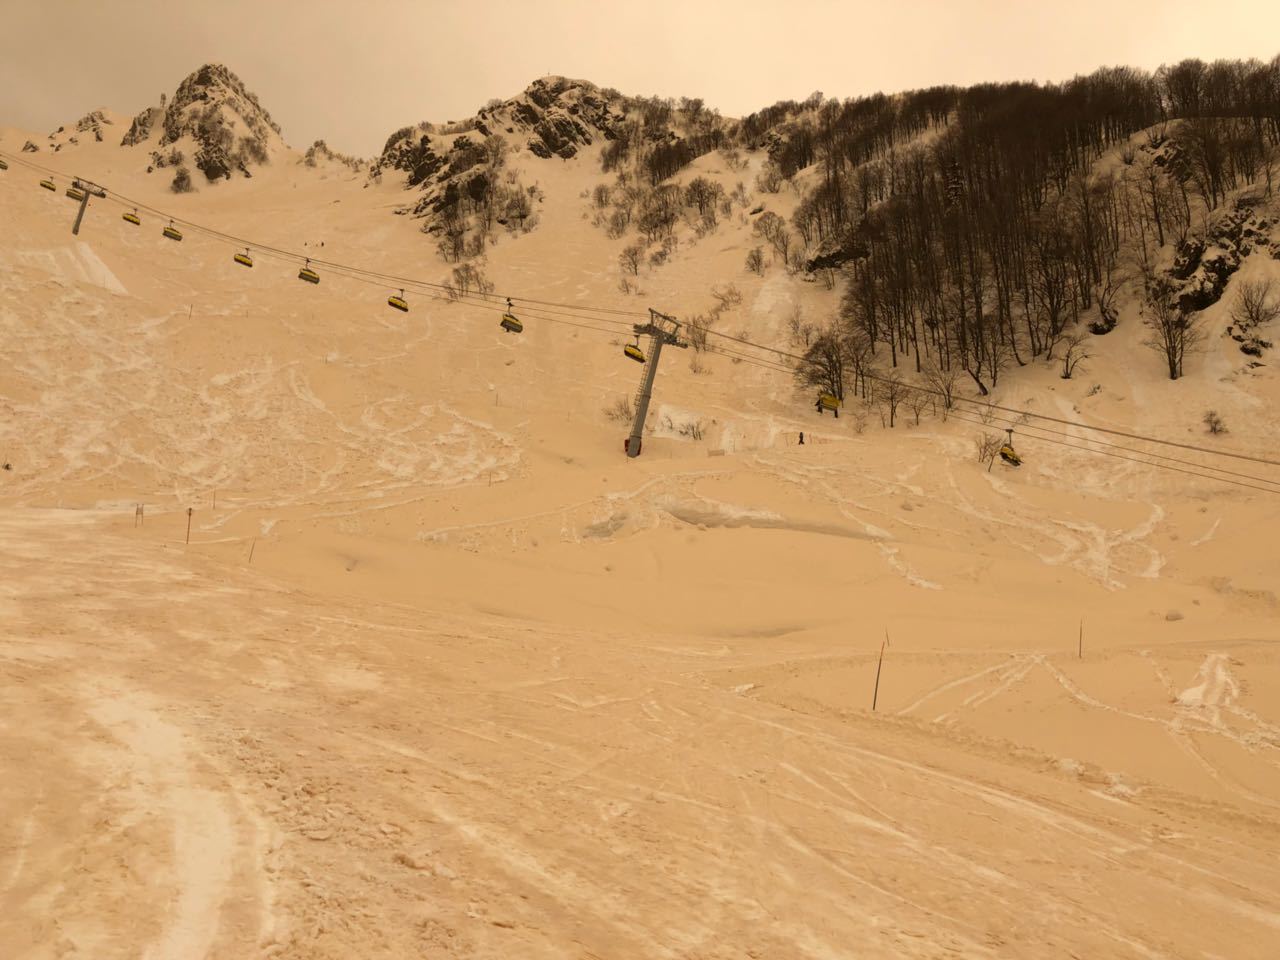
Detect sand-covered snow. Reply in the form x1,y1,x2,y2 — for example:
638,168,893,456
2,128,1279,958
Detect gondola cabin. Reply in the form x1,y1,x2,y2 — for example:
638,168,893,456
40,179,56,191
500,312,523,334
298,265,320,284
162,222,183,241
0,158,9,170
234,250,253,268
999,444,1022,467
624,343,646,363
66,186,86,201
387,292,409,312
817,394,840,413
122,211,141,226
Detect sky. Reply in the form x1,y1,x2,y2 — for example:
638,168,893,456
3,0,1279,157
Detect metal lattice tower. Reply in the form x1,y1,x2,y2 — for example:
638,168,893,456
624,308,687,458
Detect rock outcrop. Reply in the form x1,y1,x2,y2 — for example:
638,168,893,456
371,77,625,190
74,110,112,142
121,63,283,181
121,107,160,146
1169,201,1280,314
478,77,623,160
303,140,364,172
368,76,631,246
371,125,445,186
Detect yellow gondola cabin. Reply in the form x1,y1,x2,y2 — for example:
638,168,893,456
122,210,141,226
234,248,253,268
387,290,409,312
624,343,646,363
162,221,183,241
40,179,56,191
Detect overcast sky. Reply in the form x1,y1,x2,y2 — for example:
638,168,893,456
3,0,1278,156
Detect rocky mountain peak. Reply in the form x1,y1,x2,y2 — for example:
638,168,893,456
121,63,285,183
475,76,624,160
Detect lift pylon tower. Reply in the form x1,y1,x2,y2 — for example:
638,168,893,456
624,308,687,458
70,178,108,236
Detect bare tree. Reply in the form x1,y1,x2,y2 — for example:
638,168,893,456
754,211,792,263
450,262,494,298
1230,279,1280,329
1142,274,1202,379
618,242,643,275
605,210,628,239
710,283,742,311
604,396,634,422
685,314,711,353
850,404,869,434
794,330,846,401
505,191,532,229
1060,332,1093,379
437,207,467,262
482,134,508,170
975,432,1003,472
905,388,931,426
873,368,908,428
1090,263,1127,335
684,176,722,217
841,329,875,400
756,162,783,193
786,304,815,347
1203,410,1227,435
922,359,959,418
745,246,765,275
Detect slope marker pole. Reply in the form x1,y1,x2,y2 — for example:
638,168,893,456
872,630,890,711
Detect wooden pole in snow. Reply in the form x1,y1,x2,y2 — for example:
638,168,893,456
185,507,193,545
872,630,889,711
1078,619,1083,659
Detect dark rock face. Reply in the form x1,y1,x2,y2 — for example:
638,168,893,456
510,102,540,129
375,76,623,186
370,76,631,241
1168,202,1279,316
71,110,111,142
1162,200,1280,358
194,145,233,180
532,115,589,159
805,230,871,272
374,129,446,187
21,140,38,152
121,106,160,146
119,64,280,181
1170,238,1204,280
514,79,621,158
